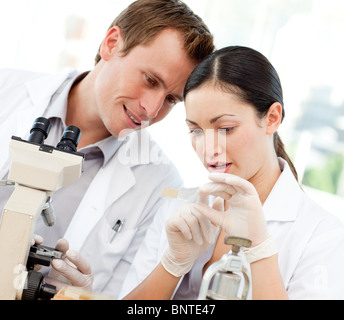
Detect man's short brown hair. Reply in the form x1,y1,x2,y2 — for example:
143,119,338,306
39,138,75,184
95,0,215,65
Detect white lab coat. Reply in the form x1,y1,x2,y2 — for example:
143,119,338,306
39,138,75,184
0,69,183,298
120,159,344,300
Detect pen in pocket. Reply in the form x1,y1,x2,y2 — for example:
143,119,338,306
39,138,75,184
111,219,124,242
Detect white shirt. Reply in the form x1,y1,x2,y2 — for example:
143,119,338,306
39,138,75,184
120,159,344,300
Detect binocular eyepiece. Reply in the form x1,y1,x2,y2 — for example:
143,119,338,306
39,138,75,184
28,117,81,152
28,117,51,145
27,117,82,227
56,126,81,153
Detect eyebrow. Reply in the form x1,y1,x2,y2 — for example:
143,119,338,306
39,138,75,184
186,114,236,125
151,71,183,102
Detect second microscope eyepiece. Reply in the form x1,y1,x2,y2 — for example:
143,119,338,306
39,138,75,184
56,125,81,153
28,117,51,145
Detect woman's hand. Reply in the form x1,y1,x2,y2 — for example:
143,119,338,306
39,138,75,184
195,173,269,247
161,197,222,277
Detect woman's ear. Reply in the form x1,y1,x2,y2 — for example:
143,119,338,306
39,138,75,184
99,26,123,61
265,102,282,135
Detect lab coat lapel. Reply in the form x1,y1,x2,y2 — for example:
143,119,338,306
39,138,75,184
19,71,75,138
64,152,136,252
0,71,74,178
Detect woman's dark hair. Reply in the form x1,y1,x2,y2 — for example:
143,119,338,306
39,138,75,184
184,46,298,181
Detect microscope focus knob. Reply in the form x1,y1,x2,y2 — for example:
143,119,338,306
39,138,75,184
22,271,56,300
224,236,252,255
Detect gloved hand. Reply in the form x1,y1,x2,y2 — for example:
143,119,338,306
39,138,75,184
31,234,44,246
47,239,93,292
161,197,221,277
195,173,270,248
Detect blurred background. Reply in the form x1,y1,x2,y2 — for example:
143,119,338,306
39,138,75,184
1,0,343,219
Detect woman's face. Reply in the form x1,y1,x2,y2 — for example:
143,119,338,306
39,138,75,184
185,84,274,183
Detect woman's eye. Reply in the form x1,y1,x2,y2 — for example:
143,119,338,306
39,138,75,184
189,128,203,136
218,127,234,134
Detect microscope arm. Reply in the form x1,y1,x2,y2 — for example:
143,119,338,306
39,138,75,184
0,132,83,300
0,184,48,300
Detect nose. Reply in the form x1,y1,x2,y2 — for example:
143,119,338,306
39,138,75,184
203,129,227,161
140,91,166,119
204,129,218,158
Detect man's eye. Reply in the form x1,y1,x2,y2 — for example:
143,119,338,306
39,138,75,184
166,95,177,105
145,74,157,86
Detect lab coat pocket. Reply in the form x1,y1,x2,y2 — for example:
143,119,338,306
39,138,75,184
81,217,137,293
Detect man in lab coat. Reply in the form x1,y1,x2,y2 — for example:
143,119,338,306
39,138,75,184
0,0,214,298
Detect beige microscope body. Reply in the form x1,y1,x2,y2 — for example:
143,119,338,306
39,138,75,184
0,119,83,300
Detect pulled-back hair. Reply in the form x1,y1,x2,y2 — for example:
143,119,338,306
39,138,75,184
184,46,298,181
95,0,215,65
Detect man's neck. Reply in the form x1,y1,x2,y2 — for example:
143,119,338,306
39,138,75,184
66,71,111,148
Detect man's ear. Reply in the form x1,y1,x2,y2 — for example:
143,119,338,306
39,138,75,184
99,26,123,61
265,102,282,135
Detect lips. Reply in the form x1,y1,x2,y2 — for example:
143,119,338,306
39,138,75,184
124,105,141,127
207,162,232,173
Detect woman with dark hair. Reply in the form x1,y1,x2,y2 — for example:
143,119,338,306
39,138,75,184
120,46,344,300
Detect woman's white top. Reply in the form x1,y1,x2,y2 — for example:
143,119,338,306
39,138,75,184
120,159,344,300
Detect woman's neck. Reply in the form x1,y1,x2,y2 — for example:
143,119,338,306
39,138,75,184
250,157,282,204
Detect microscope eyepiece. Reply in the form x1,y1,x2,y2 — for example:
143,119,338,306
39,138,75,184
28,117,51,145
56,125,81,153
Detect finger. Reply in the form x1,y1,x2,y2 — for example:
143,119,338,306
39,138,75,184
166,211,192,241
197,191,209,206
191,207,217,244
208,173,256,195
66,250,92,276
182,210,203,245
194,203,226,228
198,182,235,200
212,196,224,212
31,234,44,246
55,238,69,255
51,259,89,287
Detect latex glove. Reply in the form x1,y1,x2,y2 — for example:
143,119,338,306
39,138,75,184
30,234,44,246
195,173,269,248
47,239,93,292
161,198,221,277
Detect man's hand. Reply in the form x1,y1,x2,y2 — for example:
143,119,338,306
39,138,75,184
47,238,93,292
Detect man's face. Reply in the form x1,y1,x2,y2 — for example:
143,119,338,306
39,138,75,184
94,28,196,138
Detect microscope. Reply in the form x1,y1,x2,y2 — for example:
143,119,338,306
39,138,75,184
0,117,84,300
198,236,252,300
